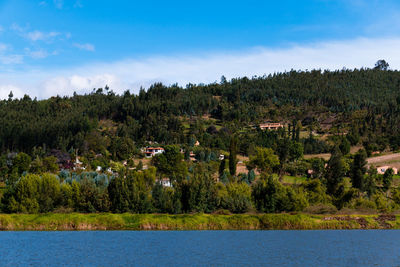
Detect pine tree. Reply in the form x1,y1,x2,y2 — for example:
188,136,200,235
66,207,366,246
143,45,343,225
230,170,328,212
350,149,367,191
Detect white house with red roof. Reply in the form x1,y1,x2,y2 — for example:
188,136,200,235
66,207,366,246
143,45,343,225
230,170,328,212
145,147,165,158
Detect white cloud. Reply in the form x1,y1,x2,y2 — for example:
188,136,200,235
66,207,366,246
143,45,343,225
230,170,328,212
24,48,57,59
1,37,400,99
11,23,63,42
10,23,25,32
73,43,95,51
0,43,23,64
0,85,24,99
26,30,60,42
0,54,23,64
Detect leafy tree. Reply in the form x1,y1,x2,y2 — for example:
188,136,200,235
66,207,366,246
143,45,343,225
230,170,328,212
247,147,280,174
310,158,325,179
152,145,187,183
12,152,32,175
43,156,59,173
374,59,389,71
224,182,252,213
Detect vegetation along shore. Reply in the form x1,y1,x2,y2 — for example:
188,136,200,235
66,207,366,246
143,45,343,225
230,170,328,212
0,213,399,231
2,65,400,225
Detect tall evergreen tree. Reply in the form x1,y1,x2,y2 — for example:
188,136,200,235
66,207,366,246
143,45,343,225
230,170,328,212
350,149,367,191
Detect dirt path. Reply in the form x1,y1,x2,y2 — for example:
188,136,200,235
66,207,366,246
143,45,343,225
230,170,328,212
367,153,400,169
304,151,400,168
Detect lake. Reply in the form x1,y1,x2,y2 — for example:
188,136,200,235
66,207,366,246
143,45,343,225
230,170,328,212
1,230,399,266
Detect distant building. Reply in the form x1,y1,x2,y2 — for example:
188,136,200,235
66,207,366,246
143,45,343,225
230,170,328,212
73,157,85,171
377,166,398,175
145,147,165,158
189,152,196,161
259,122,284,130
159,178,172,187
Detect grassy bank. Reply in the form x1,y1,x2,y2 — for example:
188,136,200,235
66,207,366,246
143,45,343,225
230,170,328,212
0,213,399,231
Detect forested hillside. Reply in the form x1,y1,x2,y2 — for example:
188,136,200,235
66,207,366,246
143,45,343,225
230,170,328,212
1,65,400,214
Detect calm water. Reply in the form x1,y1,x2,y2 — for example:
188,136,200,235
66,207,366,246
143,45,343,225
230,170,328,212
1,230,400,266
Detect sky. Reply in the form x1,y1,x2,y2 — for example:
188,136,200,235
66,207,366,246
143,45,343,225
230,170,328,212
1,0,400,99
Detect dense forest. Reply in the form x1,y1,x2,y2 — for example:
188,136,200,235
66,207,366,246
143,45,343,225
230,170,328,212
1,61,400,214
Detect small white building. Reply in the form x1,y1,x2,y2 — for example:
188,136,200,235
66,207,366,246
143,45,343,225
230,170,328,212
96,166,102,172
145,147,165,158
159,178,172,187
259,122,284,130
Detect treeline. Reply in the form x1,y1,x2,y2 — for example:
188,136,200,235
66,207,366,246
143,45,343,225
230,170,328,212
0,167,308,214
2,144,400,214
1,67,400,155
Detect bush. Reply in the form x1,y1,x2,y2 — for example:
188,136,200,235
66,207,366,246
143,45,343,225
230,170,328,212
225,182,252,213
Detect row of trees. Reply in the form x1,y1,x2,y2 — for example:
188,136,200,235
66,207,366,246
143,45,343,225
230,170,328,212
1,143,399,214
2,66,400,155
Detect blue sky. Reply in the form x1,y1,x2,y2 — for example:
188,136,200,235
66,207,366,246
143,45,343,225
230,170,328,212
1,0,400,98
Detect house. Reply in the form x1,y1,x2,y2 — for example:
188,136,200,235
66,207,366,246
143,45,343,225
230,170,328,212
377,166,398,175
219,154,225,160
145,147,165,158
189,152,197,161
96,166,102,172
159,178,172,187
259,122,284,130
73,157,86,171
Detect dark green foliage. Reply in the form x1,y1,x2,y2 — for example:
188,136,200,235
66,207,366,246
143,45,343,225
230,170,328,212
152,145,187,183
325,148,345,197
248,147,280,174
108,168,155,213
229,136,238,176
252,175,307,213
152,183,181,214
179,164,217,213
3,68,400,214
224,182,252,213
364,168,377,197
350,149,367,191
382,168,394,192
310,158,325,179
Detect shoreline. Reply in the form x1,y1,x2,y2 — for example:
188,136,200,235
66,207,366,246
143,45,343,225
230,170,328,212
0,213,398,231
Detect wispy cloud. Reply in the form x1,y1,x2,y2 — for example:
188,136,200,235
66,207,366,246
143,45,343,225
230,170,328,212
1,37,400,99
24,48,58,59
73,43,95,51
0,43,23,65
26,30,60,42
11,23,69,43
